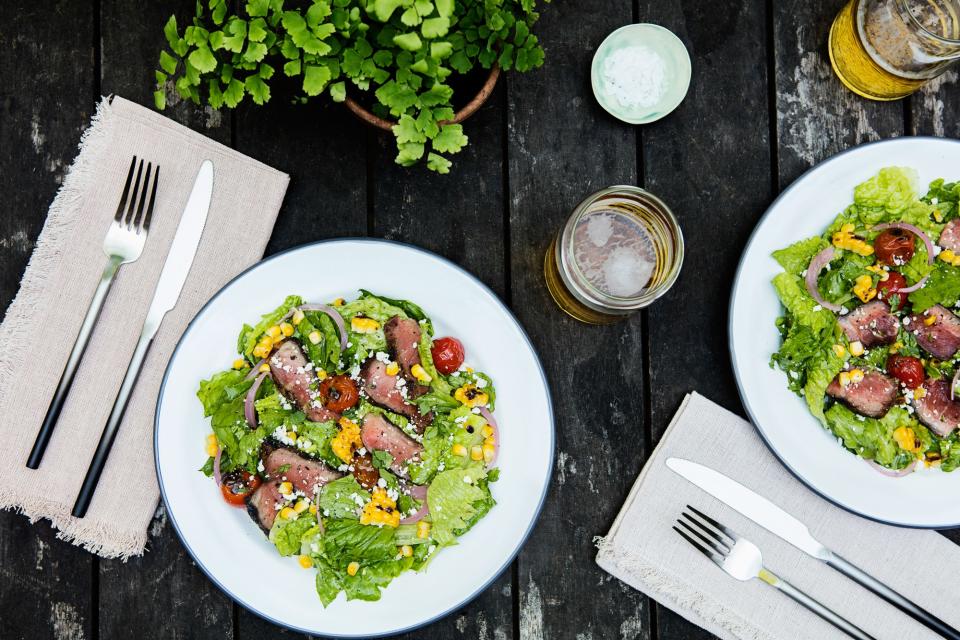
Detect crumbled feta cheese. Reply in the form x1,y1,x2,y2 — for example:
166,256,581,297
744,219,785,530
812,304,823,312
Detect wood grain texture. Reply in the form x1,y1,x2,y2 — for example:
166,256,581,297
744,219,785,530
910,70,960,138
0,2,96,639
506,0,650,637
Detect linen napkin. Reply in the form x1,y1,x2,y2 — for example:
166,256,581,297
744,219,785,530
0,96,289,558
596,392,960,640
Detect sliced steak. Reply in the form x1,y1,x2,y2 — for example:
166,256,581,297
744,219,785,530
826,369,898,418
246,481,283,533
908,304,960,360
269,339,339,423
360,358,432,432
360,413,423,477
837,300,899,348
939,219,960,253
384,316,430,398
914,378,960,437
262,446,342,497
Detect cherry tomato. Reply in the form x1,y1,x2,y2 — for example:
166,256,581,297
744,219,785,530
431,337,465,375
351,451,381,490
318,374,360,412
877,272,910,304
220,470,262,506
886,354,925,389
874,229,915,266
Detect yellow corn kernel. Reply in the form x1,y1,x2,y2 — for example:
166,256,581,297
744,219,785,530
298,555,313,569
416,520,431,539
464,366,474,373
333,298,345,307
940,249,960,267
832,344,846,358
481,424,494,438
470,445,483,461
280,506,296,520
332,418,362,463
849,368,864,384
287,430,298,442
849,341,864,357
232,358,246,370
316,369,328,381
309,504,318,515
351,316,380,333
278,481,293,495
205,434,218,457
934,209,944,222
484,436,496,447
294,499,310,514
308,330,322,345
280,322,294,337
838,371,851,387
385,362,401,376
360,488,400,527
411,363,432,383
482,443,496,463
832,224,874,256
291,309,305,325
914,386,928,399
925,314,937,326
347,561,360,576
890,341,903,354
452,444,468,457
865,264,890,281
259,362,271,373
893,426,919,452
267,325,282,339
454,383,489,408
852,275,877,303
400,544,413,558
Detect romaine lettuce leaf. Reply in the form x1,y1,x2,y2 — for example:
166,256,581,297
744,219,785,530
197,369,253,417
269,512,319,556
925,178,960,221
772,236,828,277
771,272,837,333
237,295,303,358
318,476,367,519
906,262,960,312
825,405,927,468
427,463,490,546
321,518,397,567
853,166,918,216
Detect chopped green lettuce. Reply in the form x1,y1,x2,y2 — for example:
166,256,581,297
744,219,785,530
772,236,829,277
270,512,319,556
771,272,837,333
427,463,493,546
906,262,960,312
237,295,303,358
318,476,367,520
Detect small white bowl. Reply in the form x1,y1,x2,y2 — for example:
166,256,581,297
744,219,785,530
591,23,692,125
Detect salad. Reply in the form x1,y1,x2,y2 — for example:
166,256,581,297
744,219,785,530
196,291,499,605
770,167,960,475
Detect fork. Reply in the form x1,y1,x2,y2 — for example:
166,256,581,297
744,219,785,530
674,506,876,640
26,156,159,469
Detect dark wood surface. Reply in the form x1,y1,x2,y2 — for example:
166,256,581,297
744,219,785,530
1,0,958,638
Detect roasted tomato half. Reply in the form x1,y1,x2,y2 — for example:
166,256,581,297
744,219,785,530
220,470,262,506
877,272,910,305
319,374,360,412
874,229,915,266
431,337,465,375
886,354,925,390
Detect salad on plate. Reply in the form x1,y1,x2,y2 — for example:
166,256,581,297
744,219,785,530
196,291,500,605
770,167,960,475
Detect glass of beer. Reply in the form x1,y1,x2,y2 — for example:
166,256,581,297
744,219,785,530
543,186,684,324
829,0,960,100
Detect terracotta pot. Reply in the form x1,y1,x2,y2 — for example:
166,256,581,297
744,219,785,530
343,64,501,131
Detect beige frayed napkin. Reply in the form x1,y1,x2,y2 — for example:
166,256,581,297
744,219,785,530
597,392,960,640
0,96,289,558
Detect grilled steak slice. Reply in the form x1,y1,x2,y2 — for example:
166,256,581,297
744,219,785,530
360,358,432,432
826,369,898,418
262,446,341,497
246,481,284,533
384,316,430,398
360,413,423,477
939,219,960,253
269,339,339,423
837,300,899,348
908,304,960,360
914,378,960,437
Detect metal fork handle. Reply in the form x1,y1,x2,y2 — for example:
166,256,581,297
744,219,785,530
26,255,123,469
760,568,876,640
826,552,960,640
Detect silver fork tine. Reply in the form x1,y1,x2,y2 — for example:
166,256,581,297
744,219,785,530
142,166,159,231
677,517,731,556
672,526,724,566
687,504,739,543
114,156,137,222
682,508,736,549
132,162,153,231
124,159,145,227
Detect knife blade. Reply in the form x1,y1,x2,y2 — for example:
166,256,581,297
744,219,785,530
666,457,960,639
72,160,214,518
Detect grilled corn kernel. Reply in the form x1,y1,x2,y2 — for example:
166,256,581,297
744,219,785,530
316,369,328,381
232,358,246,369
360,488,400,527
280,506,296,520
291,309,305,325
298,555,313,568
852,275,877,303
849,368,864,384
934,209,944,222
351,316,380,333
416,521,431,539
267,325,282,339
400,545,413,558
294,499,310,514
205,434,218,457
259,362,271,373
832,224,874,256
890,341,903,354
893,426,919,452
411,363,432,383
865,264,890,281
308,330,322,344
309,504,318,515
470,445,483,461
454,383,489,408
832,344,846,358
940,249,960,267
483,443,496,463
914,386,928,399
849,341,864,357
925,314,937,326
484,436,496,447
280,322,294,337
347,561,360,576
278,481,293,495
333,298,345,307
385,362,401,376
452,444,468,457
481,424,494,438
287,430,298,442
332,418,362,463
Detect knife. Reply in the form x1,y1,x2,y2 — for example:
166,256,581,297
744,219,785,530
666,457,960,640
72,160,214,519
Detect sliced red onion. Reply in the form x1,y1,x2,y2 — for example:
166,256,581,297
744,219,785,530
866,458,916,477
804,247,841,312
896,275,929,294
400,483,429,524
952,368,960,401
874,222,935,265
479,407,500,467
244,358,266,381
298,304,349,351
213,445,223,486
245,371,267,428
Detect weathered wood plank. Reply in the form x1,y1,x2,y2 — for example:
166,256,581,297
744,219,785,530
370,84,513,639
506,0,651,638
0,1,97,639
909,70,960,138
639,0,774,637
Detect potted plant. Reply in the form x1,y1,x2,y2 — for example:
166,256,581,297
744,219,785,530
155,0,547,173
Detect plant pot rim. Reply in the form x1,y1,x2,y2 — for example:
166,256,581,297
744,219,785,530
343,63,501,131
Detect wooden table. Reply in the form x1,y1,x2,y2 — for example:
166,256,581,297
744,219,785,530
1,0,958,638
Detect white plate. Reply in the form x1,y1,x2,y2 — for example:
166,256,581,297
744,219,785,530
730,137,960,529
155,239,554,636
